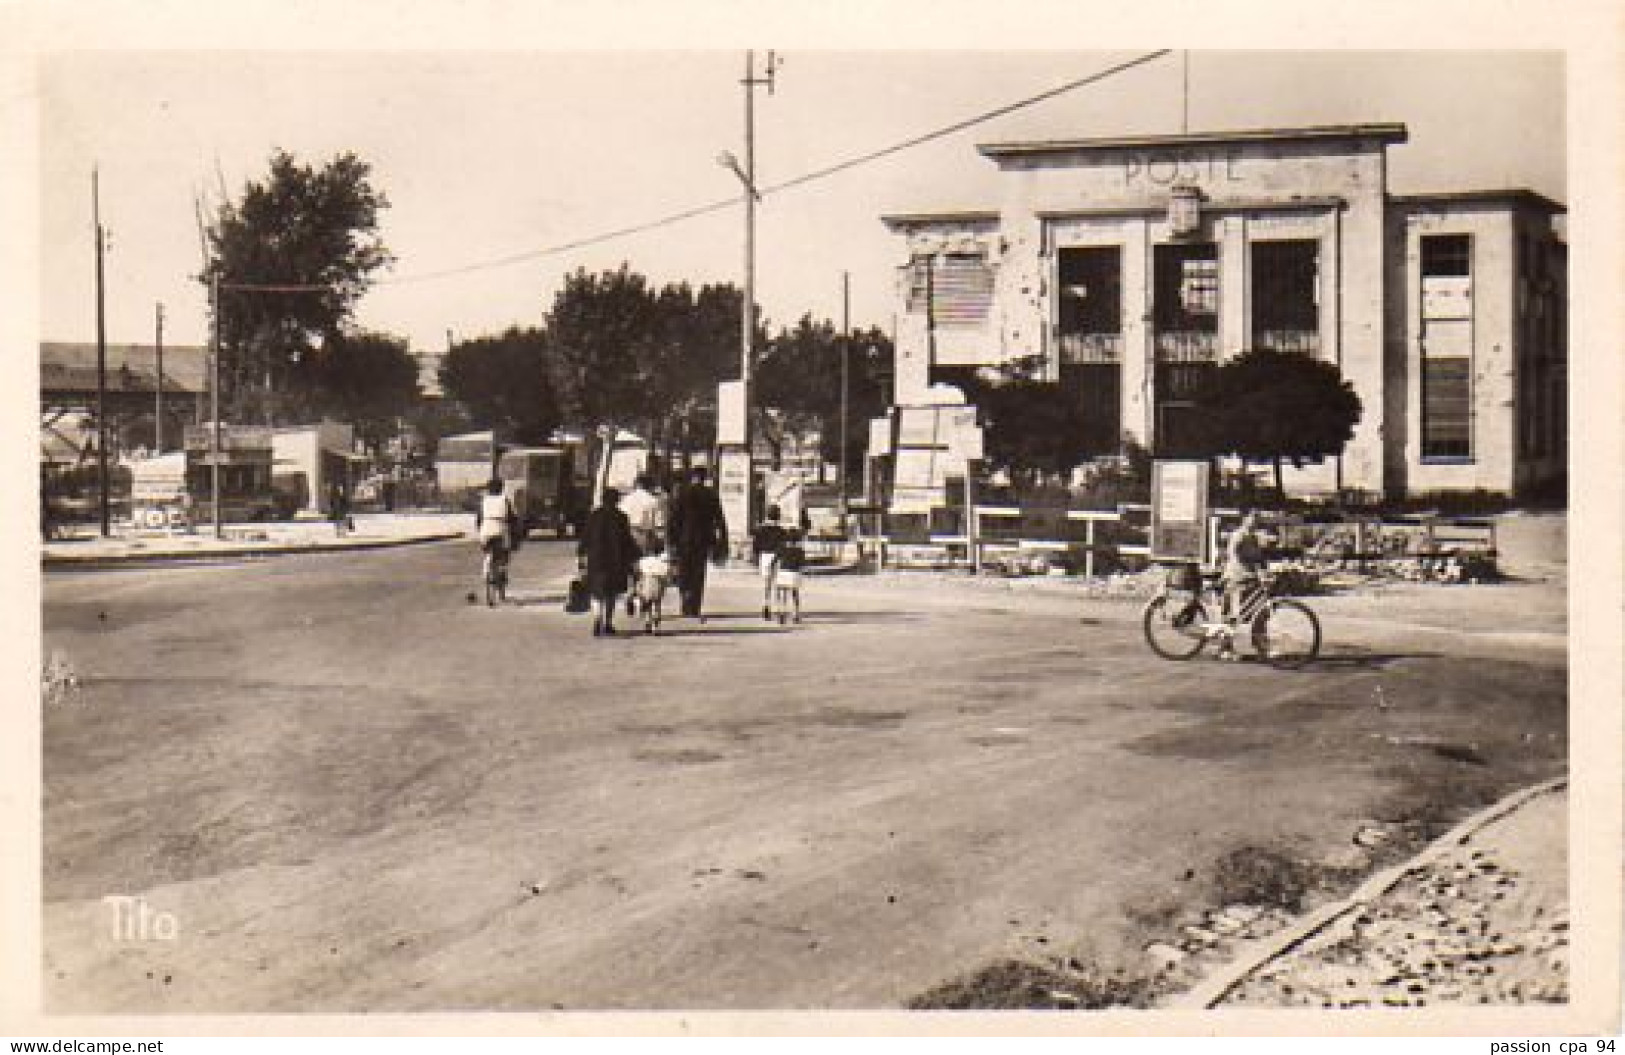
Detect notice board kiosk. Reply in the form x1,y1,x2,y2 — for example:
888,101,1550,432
1150,459,1210,567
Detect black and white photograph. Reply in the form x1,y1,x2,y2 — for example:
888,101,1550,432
4,3,1621,1042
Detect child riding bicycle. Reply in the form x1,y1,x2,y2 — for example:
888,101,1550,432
475,477,519,600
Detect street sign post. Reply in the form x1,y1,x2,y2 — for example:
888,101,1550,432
716,447,752,559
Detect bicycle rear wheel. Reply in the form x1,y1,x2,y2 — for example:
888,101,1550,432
483,553,501,607
1142,594,1210,660
1251,598,1321,668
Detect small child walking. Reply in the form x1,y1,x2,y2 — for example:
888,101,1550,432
751,505,789,621
633,539,672,634
773,527,806,624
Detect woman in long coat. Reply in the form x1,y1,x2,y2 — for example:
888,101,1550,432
578,487,640,637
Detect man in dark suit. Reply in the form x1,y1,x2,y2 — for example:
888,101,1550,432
667,466,729,619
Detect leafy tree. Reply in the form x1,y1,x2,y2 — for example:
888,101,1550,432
824,325,893,488
1193,349,1363,499
544,266,668,497
755,318,894,484
201,150,393,425
969,377,1093,485
650,281,744,469
302,331,421,456
755,315,841,472
946,357,1091,486
438,327,561,447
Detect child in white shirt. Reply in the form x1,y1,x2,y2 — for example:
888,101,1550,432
633,540,672,634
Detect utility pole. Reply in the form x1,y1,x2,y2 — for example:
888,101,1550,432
191,192,211,428
839,271,850,525
154,302,165,453
1181,51,1190,135
92,168,110,538
210,273,223,539
737,50,778,540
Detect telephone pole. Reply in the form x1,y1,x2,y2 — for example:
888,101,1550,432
739,51,777,393
92,168,110,537
1181,51,1190,135
210,273,223,539
727,50,778,541
154,302,165,453
840,271,851,523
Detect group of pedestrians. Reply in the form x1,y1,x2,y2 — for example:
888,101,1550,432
577,468,730,637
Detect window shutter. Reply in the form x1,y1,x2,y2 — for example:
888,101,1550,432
1422,358,1471,457
931,254,994,328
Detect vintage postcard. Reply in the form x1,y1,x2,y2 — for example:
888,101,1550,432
3,0,1619,1043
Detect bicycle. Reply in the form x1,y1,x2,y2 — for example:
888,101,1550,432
1141,564,1321,668
481,539,510,607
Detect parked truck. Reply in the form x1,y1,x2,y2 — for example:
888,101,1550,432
435,431,587,537
497,446,586,538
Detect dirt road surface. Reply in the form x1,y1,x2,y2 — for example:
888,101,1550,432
41,539,1567,1011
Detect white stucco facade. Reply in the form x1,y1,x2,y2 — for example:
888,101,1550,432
879,124,1566,503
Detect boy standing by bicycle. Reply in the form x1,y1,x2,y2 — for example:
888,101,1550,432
1216,508,1265,661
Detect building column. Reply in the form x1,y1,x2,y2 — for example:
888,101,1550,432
1119,217,1153,447
1219,215,1249,360
893,310,932,406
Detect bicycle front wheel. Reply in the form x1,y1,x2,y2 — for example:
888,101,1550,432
1251,598,1321,668
1143,594,1210,660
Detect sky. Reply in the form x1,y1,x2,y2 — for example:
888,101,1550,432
35,49,1565,355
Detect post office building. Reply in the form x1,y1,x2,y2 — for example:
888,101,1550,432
879,124,1566,502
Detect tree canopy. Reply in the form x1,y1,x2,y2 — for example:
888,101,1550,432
1193,349,1363,497
945,358,1100,485
439,327,561,447
540,267,753,492
304,331,421,455
755,316,893,481
642,280,745,460
201,149,393,424
544,266,665,492
966,376,1093,484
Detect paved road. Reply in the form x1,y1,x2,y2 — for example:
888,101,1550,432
40,540,1568,1011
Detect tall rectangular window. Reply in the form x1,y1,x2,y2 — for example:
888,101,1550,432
1420,234,1473,460
1251,240,1320,355
1154,361,1217,457
1153,243,1219,456
1153,243,1220,334
1056,246,1123,454
1057,247,1122,344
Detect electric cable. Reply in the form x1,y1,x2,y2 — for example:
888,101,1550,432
215,50,1172,294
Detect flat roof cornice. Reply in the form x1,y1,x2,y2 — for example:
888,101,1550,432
1391,189,1566,214
1036,196,1348,221
881,210,1001,230
977,123,1409,160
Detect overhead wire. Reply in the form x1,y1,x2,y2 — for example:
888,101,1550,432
219,50,1172,294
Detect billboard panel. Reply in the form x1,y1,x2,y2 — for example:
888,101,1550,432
1151,459,1209,563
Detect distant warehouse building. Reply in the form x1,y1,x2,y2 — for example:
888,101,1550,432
877,123,1566,504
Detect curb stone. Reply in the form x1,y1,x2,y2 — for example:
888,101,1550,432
1173,776,1568,1009
41,531,466,569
